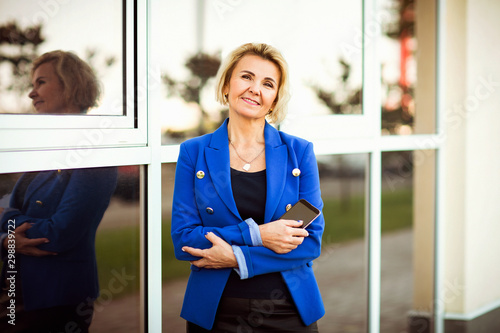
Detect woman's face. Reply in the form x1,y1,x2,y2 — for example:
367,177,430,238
29,62,68,114
225,55,280,121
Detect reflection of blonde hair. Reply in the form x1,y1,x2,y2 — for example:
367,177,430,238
31,50,101,113
215,43,290,124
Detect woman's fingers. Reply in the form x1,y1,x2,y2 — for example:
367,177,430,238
182,246,203,257
182,232,220,255
259,219,310,254
280,219,309,236
282,219,303,228
204,231,223,244
182,232,236,268
10,222,57,256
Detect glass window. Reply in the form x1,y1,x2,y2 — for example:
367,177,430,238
152,0,362,144
380,151,414,331
379,0,417,135
0,165,141,332
0,0,124,115
161,162,189,332
380,150,436,332
316,154,368,332
92,165,142,331
379,0,436,136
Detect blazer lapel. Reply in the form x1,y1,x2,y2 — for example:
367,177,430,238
264,122,287,222
205,119,241,220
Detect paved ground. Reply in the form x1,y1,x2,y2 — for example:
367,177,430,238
90,229,413,333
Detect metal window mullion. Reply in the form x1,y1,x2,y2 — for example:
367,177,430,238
434,0,447,332
367,150,382,333
434,132,446,333
141,0,162,332
362,0,382,331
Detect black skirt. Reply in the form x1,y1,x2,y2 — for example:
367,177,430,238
187,297,319,333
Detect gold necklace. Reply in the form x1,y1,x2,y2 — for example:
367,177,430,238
229,140,265,172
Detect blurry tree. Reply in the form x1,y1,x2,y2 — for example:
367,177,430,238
82,48,117,77
381,0,415,134
309,57,362,116
384,0,415,40
162,51,227,137
0,21,44,111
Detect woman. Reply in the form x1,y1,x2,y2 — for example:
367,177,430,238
171,43,325,332
0,50,117,332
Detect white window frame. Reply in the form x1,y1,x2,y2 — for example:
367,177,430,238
0,0,148,152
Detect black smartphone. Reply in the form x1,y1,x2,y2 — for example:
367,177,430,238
279,199,321,229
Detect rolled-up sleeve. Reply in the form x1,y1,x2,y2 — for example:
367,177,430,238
232,245,249,279
244,218,263,247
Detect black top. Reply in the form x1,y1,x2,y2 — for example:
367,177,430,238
230,168,267,223
222,168,292,300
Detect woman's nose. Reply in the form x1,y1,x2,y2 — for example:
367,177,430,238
28,88,37,99
248,83,260,95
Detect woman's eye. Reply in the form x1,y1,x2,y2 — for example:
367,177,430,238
242,74,251,80
264,82,274,88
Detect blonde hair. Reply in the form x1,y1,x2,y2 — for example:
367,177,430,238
31,50,101,113
215,43,290,124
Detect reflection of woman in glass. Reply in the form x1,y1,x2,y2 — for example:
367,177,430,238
171,43,325,332
0,50,117,332
29,50,100,114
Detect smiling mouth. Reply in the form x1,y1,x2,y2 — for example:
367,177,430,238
241,97,260,106
33,101,43,108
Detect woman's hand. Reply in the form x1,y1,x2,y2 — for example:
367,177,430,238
182,232,238,269
259,219,309,254
2,223,57,257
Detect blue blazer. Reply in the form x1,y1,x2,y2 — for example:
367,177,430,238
0,167,117,310
171,119,325,329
